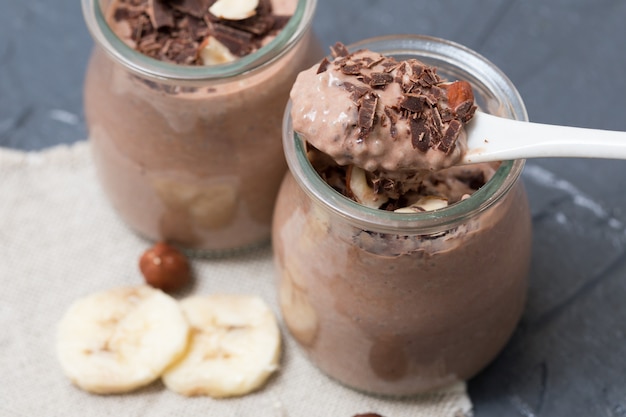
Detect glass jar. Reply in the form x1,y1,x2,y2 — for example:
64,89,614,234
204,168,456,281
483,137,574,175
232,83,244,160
273,35,532,396
81,0,321,254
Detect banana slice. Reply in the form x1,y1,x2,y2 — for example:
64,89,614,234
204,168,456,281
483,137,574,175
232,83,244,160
162,294,281,398
56,286,190,394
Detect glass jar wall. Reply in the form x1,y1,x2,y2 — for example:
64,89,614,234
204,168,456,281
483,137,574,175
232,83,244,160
273,35,532,396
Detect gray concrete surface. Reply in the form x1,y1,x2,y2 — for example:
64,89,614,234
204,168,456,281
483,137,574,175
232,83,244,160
2,1,626,415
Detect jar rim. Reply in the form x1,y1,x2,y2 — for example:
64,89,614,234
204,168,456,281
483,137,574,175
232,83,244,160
282,34,528,235
81,0,317,81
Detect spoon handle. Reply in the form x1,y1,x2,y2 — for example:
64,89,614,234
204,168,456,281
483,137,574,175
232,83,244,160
461,111,626,164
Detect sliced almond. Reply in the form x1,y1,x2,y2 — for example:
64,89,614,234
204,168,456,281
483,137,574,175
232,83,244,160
199,36,237,65
209,0,259,21
394,196,448,213
346,165,388,209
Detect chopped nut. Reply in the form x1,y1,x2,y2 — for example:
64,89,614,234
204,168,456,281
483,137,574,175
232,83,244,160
199,36,238,65
209,0,259,21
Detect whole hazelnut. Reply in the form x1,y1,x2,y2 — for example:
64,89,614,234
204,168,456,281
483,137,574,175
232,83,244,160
139,241,191,293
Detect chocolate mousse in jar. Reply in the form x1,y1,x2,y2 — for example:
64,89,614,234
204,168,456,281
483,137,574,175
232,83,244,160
81,0,321,253
273,35,532,395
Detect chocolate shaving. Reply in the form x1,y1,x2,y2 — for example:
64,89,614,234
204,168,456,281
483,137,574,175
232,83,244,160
358,93,379,138
439,107,454,122
317,57,330,74
166,0,212,18
330,42,350,58
384,107,399,140
381,61,400,73
340,64,363,75
410,117,431,152
420,67,440,86
410,62,424,78
365,56,384,69
439,119,462,154
343,82,372,102
147,0,175,28
399,94,427,113
369,72,393,88
454,100,476,123
393,62,407,85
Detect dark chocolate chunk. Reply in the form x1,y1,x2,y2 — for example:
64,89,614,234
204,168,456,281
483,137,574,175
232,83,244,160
219,14,275,36
210,22,254,56
330,42,350,58
316,57,330,74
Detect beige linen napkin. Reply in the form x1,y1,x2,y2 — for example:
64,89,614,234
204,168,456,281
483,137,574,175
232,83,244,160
0,141,472,417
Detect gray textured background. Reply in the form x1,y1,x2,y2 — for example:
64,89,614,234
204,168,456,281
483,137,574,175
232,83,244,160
2,1,626,415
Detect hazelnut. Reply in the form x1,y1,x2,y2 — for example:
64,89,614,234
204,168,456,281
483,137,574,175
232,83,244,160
139,241,191,293
442,80,474,110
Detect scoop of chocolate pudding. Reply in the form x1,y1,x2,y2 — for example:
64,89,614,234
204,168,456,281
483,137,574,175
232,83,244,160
83,0,321,253
273,39,532,395
289,43,484,210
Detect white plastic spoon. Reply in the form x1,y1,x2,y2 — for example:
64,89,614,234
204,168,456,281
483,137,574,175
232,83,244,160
460,111,626,164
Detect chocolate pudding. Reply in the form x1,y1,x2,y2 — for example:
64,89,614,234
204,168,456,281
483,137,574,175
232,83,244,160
272,37,532,395
82,0,321,253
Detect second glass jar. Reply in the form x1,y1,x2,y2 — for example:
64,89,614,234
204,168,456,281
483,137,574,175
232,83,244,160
82,0,321,254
